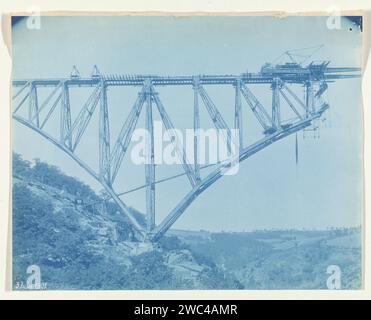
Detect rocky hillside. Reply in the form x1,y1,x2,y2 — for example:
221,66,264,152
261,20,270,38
12,154,239,289
12,154,361,289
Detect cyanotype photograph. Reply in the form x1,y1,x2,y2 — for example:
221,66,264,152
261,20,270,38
11,15,363,290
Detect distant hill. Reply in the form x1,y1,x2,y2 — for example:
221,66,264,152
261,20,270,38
12,153,362,289
170,228,361,289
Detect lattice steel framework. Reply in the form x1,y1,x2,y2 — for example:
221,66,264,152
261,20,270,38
12,61,360,241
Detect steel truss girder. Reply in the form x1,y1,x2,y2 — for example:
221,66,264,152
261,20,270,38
13,88,31,114
11,72,337,242
12,63,360,88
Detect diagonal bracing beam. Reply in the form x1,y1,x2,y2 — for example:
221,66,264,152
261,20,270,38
152,88,197,188
13,90,31,115
68,85,101,151
12,81,30,100
240,82,273,131
279,87,304,120
28,84,40,127
40,90,63,129
197,85,231,149
110,87,146,183
280,82,307,113
31,82,63,123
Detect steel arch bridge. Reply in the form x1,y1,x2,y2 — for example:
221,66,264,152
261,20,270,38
12,61,360,241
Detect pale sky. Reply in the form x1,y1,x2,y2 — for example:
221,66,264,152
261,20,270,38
12,16,363,231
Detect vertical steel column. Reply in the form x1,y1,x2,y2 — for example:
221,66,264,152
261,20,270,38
28,83,33,122
198,85,231,151
145,80,155,233
234,78,243,150
99,81,111,185
305,80,314,116
28,83,40,127
193,77,201,183
60,82,72,149
272,77,281,129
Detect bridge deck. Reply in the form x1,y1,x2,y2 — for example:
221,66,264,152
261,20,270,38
12,70,360,87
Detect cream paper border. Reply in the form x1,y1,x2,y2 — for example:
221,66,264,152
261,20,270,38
0,0,370,300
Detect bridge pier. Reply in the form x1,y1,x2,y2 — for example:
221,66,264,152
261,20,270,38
271,77,282,130
144,80,156,233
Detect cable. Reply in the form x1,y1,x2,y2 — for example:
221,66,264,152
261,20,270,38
80,163,218,208
117,163,217,196
271,45,324,66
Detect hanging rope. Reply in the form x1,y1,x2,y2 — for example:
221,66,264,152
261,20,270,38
295,132,299,165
